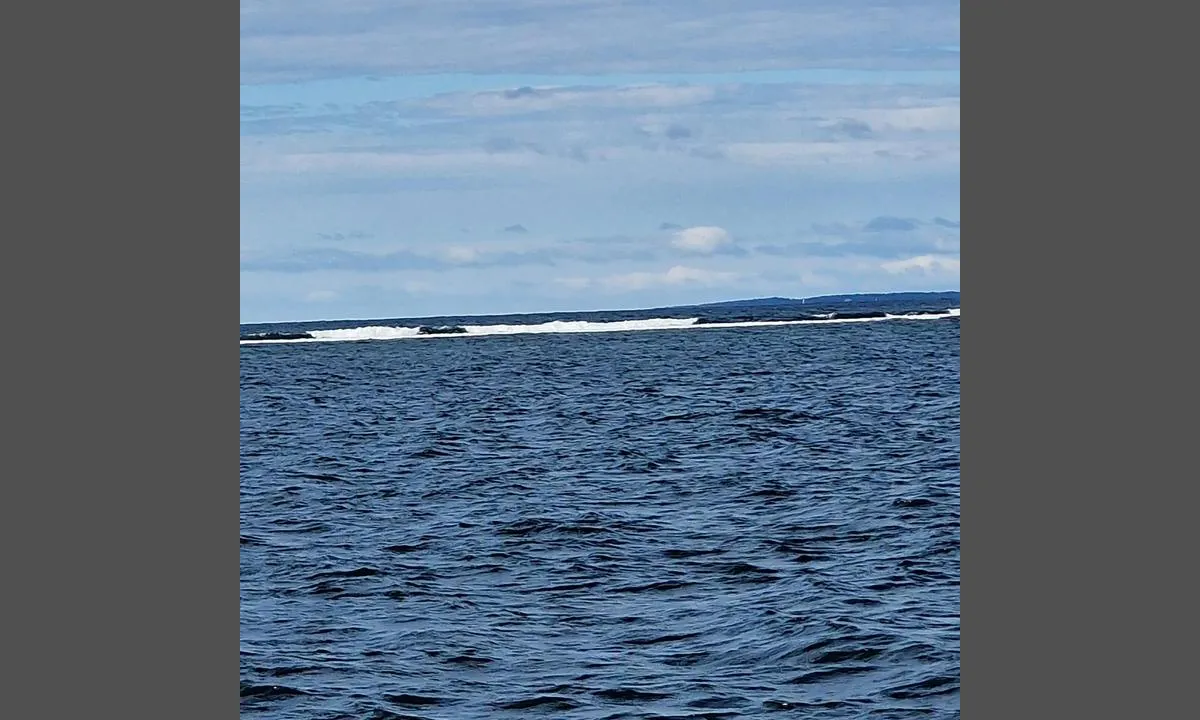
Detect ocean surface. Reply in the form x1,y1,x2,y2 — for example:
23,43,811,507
240,295,960,719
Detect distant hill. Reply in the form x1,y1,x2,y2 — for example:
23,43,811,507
697,291,959,309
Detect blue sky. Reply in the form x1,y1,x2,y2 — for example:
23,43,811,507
240,0,960,323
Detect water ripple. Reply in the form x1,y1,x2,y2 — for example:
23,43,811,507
242,319,959,719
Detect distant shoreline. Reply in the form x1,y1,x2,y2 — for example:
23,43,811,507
240,290,960,329
691,291,960,310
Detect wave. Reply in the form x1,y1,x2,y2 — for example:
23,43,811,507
241,308,958,345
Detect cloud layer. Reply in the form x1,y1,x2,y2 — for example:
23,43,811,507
241,0,960,84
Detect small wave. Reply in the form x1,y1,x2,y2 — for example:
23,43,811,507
593,688,673,702
240,683,308,700
623,632,702,646
443,654,494,666
383,693,444,707
884,674,959,699
787,665,880,684
495,695,581,711
307,567,383,580
240,308,959,345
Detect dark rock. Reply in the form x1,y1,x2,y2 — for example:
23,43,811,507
242,332,314,341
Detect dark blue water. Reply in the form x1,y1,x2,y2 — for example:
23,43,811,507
240,309,959,719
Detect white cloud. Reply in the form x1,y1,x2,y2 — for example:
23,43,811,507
444,246,480,263
881,254,960,274
305,289,339,302
604,264,738,291
672,226,732,253
854,101,960,132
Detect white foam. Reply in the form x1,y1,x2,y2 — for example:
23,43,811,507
314,325,423,341
463,317,700,336
240,308,959,345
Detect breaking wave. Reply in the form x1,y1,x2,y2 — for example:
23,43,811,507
240,308,959,345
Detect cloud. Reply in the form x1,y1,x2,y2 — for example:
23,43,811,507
665,123,693,140
824,118,874,139
243,81,959,152
316,231,372,241
604,265,739,291
881,254,960,274
444,246,480,263
755,238,950,260
752,215,959,260
864,216,918,232
555,264,739,292
423,84,718,117
722,140,959,169
241,79,961,194
481,135,591,163
689,146,726,161
855,102,960,132
555,236,660,264
554,276,592,290
503,224,529,234
482,136,524,153
439,244,560,267
241,148,541,176
240,103,305,120
240,247,445,273
659,222,683,230
672,226,732,253
241,0,960,84
812,217,957,237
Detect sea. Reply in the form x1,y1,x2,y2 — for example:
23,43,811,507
240,293,961,719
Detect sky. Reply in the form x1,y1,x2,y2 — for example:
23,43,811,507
240,0,960,323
